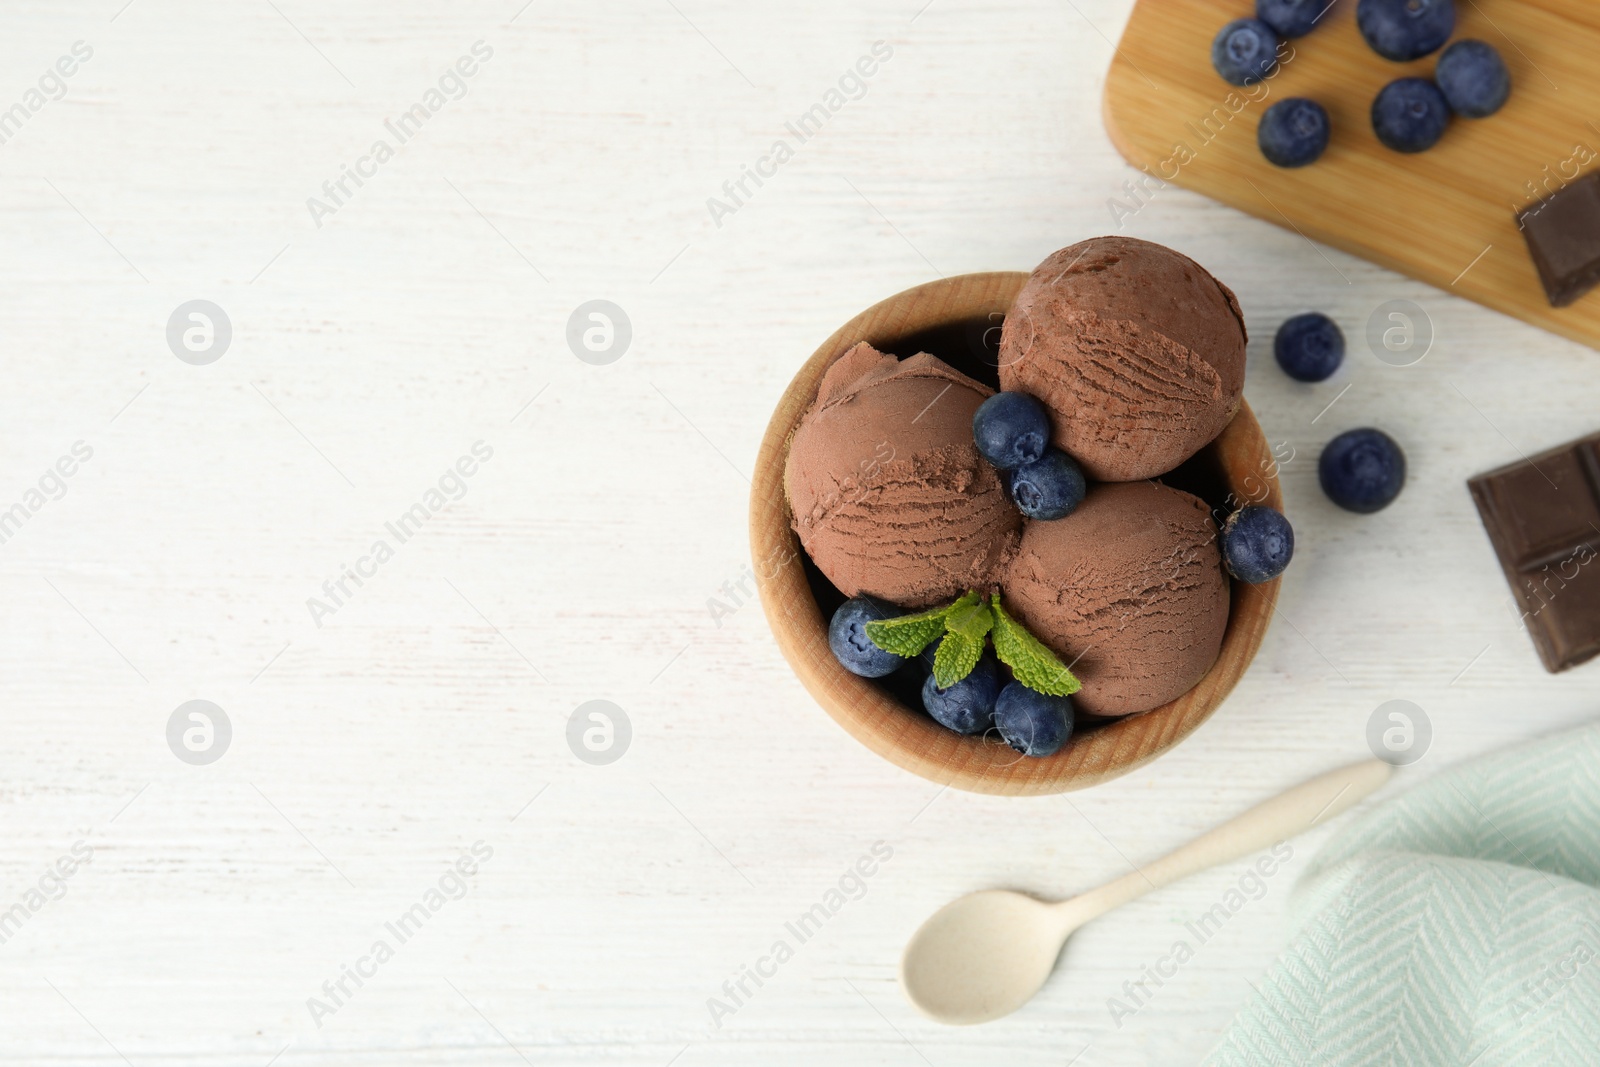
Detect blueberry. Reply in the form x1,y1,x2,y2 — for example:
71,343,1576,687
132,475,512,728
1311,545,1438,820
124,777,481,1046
1319,428,1406,513
1357,0,1455,62
1258,97,1331,168
1435,39,1510,118
1371,78,1451,153
1256,0,1322,37
1274,312,1345,382
922,654,1002,734
972,391,1051,470
1211,19,1281,87
828,596,906,678
1221,506,1295,583
1006,449,1087,521
994,682,1073,758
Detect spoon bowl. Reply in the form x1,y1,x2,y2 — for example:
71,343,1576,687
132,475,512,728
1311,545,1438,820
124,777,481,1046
900,889,1070,1025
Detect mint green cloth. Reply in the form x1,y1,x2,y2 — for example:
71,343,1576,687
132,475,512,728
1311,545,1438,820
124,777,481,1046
1205,725,1600,1066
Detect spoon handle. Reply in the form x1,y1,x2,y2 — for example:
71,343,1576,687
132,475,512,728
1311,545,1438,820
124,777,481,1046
1062,759,1392,927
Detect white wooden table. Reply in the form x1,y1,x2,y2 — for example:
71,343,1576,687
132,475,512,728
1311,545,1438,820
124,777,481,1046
2,1,1595,1063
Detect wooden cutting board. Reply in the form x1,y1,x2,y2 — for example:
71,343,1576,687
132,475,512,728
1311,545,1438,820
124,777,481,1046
1103,0,1600,350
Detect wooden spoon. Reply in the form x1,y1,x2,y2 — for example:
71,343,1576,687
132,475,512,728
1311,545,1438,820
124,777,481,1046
900,759,1393,1024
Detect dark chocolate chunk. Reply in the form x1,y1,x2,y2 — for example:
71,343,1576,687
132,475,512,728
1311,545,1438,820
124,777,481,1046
1469,432,1600,672
1517,172,1600,307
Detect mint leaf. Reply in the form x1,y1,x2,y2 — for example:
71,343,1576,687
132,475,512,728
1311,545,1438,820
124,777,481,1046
862,591,978,657
864,602,955,658
991,595,1081,697
946,598,994,643
944,589,983,617
932,629,984,689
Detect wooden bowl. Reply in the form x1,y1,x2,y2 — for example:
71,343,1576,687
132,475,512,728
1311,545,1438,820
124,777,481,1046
750,272,1281,795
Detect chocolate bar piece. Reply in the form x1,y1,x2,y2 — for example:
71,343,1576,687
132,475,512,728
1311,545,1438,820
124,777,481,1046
1469,433,1600,672
1517,173,1600,307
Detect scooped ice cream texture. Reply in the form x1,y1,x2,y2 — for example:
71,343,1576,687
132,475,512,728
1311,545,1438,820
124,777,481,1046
1002,480,1229,718
998,237,1248,482
785,342,1022,609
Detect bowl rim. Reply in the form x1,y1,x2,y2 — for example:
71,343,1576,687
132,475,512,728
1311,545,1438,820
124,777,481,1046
749,271,1281,795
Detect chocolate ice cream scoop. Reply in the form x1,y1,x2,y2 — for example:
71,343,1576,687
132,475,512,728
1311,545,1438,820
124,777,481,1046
998,237,1247,482
1002,481,1229,718
785,342,1022,609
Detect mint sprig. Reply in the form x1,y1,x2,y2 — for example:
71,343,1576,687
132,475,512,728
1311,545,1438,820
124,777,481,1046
862,588,1081,697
